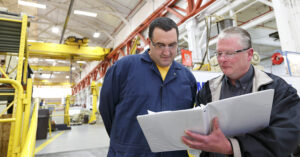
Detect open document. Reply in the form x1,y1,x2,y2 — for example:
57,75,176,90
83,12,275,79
137,89,274,152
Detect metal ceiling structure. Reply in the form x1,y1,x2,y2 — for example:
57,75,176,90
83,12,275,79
0,0,145,47
72,0,280,94
0,0,146,85
0,0,281,92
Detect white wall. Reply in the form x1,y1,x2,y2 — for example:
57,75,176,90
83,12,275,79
32,87,71,98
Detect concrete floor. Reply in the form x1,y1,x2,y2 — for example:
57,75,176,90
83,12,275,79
35,123,109,157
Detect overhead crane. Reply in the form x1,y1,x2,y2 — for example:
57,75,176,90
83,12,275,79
28,42,111,61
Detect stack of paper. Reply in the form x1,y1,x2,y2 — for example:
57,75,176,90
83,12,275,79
137,89,274,152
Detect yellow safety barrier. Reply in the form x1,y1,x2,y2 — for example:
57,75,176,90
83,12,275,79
89,82,97,124
21,79,33,147
0,66,9,78
0,79,24,157
19,99,38,157
64,95,70,127
1,14,36,157
0,101,14,117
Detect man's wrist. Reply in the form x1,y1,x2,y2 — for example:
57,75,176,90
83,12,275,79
225,138,233,154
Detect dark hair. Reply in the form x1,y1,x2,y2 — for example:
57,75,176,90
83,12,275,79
218,26,252,48
148,17,179,40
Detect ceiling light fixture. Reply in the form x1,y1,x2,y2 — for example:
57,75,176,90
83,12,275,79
45,59,55,62
74,10,97,17
40,74,51,79
52,26,59,34
93,32,100,38
76,61,86,64
28,39,44,43
18,0,46,9
66,75,70,79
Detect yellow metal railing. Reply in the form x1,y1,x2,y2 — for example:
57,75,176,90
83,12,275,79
0,66,9,78
0,14,36,157
19,99,38,157
89,82,97,124
21,79,33,147
64,95,70,127
0,79,24,157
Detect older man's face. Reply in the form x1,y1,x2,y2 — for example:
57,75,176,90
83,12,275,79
216,36,253,81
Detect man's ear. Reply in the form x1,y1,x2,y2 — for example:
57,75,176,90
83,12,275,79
147,38,151,45
248,48,254,61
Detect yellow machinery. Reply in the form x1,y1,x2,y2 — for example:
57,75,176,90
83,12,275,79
0,14,37,157
64,95,71,127
88,82,98,124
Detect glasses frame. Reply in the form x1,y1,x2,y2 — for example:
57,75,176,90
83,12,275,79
150,39,178,51
216,47,251,58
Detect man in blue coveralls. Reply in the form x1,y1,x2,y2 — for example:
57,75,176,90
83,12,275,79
99,17,197,157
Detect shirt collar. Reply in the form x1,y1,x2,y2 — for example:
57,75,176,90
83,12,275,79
224,65,254,87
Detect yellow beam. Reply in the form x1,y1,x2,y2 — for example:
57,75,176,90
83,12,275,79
16,14,27,83
0,17,22,23
20,100,38,157
0,66,9,78
31,65,70,72
47,102,61,105
89,82,97,124
33,81,74,86
21,79,33,147
0,93,14,96
64,95,70,127
28,42,111,61
0,118,16,122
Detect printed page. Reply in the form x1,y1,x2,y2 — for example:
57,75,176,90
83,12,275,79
206,89,274,137
137,107,208,152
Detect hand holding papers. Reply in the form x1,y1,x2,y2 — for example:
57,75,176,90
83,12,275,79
137,89,274,152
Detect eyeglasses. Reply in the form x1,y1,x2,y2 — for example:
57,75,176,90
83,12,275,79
215,47,250,58
150,40,178,51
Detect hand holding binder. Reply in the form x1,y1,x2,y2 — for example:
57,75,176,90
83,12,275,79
137,89,274,152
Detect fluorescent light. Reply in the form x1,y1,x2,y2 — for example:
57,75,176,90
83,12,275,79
93,32,100,38
28,39,43,43
66,75,70,79
40,74,51,78
57,60,67,63
45,59,55,62
52,27,59,34
71,67,75,70
76,61,86,64
74,10,97,17
18,0,46,9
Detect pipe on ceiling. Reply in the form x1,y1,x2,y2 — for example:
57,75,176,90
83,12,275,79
60,0,75,44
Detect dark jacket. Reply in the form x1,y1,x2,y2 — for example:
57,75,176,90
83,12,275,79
197,67,300,157
99,49,197,157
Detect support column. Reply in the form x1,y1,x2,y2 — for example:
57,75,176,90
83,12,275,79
186,18,201,64
272,0,300,52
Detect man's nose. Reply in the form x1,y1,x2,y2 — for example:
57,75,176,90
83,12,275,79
162,47,171,55
217,54,226,61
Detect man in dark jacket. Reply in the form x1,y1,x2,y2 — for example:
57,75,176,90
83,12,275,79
99,17,197,157
182,27,300,157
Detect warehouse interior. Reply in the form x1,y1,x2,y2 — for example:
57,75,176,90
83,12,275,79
0,0,299,157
